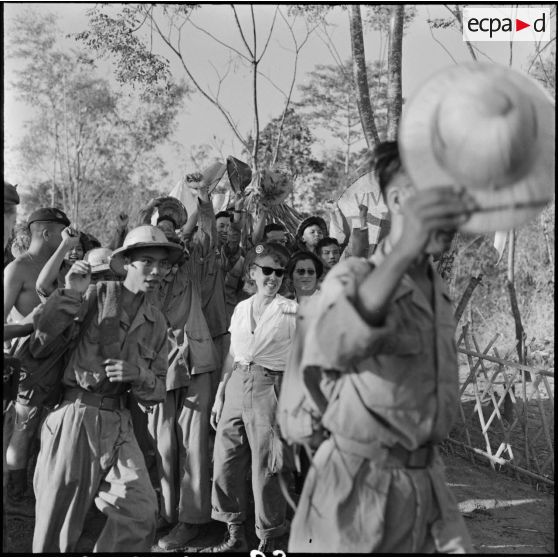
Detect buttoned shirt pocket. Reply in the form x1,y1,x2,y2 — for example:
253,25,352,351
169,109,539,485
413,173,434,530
138,342,156,365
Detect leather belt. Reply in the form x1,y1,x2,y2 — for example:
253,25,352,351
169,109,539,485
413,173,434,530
236,363,283,375
387,442,434,469
64,388,128,412
332,435,435,469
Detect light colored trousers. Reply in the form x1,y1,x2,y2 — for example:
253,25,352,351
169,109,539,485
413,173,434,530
32,400,157,553
289,437,473,553
211,363,290,540
148,373,213,524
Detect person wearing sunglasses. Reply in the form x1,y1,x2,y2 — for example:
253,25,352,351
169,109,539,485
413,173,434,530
286,251,324,301
204,242,296,554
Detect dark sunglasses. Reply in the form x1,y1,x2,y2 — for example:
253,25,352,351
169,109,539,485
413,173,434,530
254,263,285,278
295,268,316,276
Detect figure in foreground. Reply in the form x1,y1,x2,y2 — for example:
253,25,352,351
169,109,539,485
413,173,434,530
288,142,475,553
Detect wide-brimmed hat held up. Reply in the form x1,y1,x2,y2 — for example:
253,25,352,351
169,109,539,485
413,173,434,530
398,62,554,233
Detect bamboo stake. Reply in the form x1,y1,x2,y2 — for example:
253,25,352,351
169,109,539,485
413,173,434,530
464,332,494,464
447,438,554,487
457,349,553,376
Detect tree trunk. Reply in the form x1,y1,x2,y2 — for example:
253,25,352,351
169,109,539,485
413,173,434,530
507,230,528,377
252,59,260,172
386,5,404,141
345,94,351,176
349,5,380,149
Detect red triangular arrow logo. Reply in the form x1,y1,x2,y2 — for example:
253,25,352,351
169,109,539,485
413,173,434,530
516,19,530,31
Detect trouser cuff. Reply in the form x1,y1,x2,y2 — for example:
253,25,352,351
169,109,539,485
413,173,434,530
256,521,289,540
211,510,246,524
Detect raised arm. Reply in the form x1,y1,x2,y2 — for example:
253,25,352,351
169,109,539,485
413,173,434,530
107,212,129,250
252,207,268,245
348,204,370,258
30,260,92,357
3,261,24,322
36,227,80,300
35,227,79,300
135,198,158,227
194,182,218,253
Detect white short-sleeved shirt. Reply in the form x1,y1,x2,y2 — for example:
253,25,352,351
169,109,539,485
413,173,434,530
229,294,297,371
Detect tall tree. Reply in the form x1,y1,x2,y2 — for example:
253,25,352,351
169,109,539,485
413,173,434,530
297,60,388,175
77,4,316,171
247,107,319,178
386,5,404,140
6,10,187,242
349,5,381,149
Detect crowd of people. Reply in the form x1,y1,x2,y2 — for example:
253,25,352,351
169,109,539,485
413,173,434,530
3,140,474,555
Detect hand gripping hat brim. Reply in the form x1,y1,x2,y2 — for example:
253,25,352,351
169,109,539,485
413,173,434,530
109,225,184,275
398,62,555,233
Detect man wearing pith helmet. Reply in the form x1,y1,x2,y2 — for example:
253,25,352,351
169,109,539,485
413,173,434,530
30,225,181,553
289,59,555,553
288,141,476,554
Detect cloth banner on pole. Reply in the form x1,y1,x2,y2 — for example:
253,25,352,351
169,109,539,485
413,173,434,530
336,157,390,255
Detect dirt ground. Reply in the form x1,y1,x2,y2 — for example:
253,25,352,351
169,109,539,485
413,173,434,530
4,451,554,555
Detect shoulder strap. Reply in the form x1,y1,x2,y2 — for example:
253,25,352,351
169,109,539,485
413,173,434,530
73,287,99,347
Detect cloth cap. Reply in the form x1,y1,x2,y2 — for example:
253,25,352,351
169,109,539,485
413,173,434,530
27,207,70,228
295,216,328,241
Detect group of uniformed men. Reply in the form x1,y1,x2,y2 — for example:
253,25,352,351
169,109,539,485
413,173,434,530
3,140,474,554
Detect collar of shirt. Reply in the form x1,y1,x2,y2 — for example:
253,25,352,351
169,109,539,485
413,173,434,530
229,295,297,370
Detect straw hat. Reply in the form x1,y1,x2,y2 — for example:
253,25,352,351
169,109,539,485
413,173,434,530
109,225,183,275
399,62,554,233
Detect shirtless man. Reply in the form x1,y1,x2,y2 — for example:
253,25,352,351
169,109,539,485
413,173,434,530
3,207,70,502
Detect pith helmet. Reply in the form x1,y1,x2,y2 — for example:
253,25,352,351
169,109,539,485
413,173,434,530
109,225,183,275
399,62,555,232
84,247,113,274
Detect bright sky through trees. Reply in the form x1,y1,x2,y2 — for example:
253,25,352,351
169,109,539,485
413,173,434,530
4,3,543,191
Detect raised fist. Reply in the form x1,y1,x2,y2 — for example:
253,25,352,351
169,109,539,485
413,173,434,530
61,226,81,249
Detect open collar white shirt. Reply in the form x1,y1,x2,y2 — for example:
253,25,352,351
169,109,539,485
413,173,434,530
229,294,297,371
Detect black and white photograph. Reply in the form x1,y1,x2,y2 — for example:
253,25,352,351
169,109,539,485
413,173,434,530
3,2,555,555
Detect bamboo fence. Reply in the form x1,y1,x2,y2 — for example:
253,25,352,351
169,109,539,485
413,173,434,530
447,323,554,489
